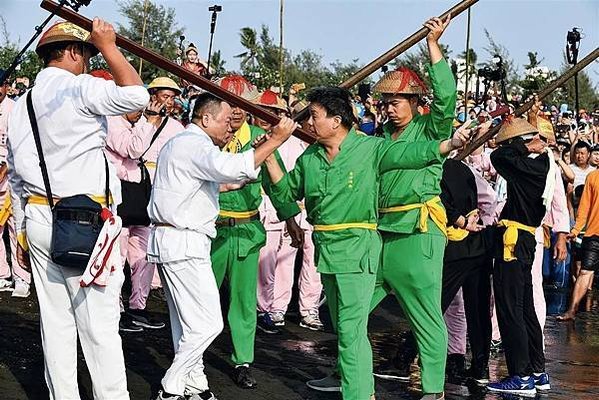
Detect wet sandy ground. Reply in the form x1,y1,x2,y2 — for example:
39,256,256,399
0,286,597,400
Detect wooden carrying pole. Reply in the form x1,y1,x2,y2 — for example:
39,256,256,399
39,0,316,143
456,46,599,160
292,0,480,122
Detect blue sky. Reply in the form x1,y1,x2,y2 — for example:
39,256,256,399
2,0,598,85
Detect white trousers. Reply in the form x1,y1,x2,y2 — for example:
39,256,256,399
26,205,128,400
158,257,224,396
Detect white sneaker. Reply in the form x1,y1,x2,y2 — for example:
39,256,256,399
270,311,285,327
0,278,13,292
12,278,30,298
300,310,324,331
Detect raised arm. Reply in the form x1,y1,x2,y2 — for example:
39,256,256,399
90,18,142,87
424,15,456,140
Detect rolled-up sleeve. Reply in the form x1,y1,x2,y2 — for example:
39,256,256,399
77,75,150,117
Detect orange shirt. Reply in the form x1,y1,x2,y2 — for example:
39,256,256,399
572,170,599,237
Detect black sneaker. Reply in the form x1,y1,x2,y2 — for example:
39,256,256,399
257,313,280,334
445,354,465,384
465,364,490,385
119,312,143,333
233,365,257,389
128,308,166,329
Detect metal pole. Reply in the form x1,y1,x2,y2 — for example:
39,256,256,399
279,0,284,95
137,0,149,75
464,7,471,100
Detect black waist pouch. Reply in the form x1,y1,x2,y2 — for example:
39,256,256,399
51,195,103,269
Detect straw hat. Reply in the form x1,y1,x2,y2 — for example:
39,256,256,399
36,21,98,57
373,67,427,95
216,75,260,101
147,77,182,95
536,115,555,143
495,115,539,144
254,90,288,111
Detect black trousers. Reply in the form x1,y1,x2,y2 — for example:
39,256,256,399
442,255,492,369
493,257,545,376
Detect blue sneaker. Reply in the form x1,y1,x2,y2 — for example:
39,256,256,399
257,313,280,334
487,375,537,396
533,372,551,390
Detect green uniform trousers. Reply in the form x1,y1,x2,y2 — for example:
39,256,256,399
211,222,264,365
370,224,447,394
322,268,376,400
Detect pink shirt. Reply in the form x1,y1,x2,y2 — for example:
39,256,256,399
105,115,184,183
260,135,310,231
467,165,497,227
535,167,570,243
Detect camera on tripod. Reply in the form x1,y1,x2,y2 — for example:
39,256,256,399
209,5,222,12
477,55,506,82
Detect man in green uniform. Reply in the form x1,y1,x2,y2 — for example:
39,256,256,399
210,75,303,389
263,86,469,400
370,16,455,400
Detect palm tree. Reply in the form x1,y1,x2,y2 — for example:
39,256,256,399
210,50,227,77
235,27,259,71
459,48,478,80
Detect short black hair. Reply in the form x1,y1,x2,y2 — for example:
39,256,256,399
306,86,356,130
38,42,92,67
574,140,591,152
191,92,225,121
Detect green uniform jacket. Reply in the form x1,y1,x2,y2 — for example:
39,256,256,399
218,122,300,256
378,58,457,234
271,129,445,274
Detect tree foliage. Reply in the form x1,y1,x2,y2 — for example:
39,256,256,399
236,25,371,93
117,0,184,82
0,16,43,83
392,43,452,88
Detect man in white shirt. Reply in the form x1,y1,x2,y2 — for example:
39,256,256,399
570,141,595,188
147,92,298,400
8,19,149,400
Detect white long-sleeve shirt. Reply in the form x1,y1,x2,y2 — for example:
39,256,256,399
147,123,259,263
7,67,150,237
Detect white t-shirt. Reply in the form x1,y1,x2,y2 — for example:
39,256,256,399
571,164,596,188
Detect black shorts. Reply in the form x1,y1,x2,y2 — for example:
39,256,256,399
581,236,599,272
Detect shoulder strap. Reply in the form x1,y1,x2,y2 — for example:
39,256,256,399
140,116,169,160
26,90,54,208
104,153,110,207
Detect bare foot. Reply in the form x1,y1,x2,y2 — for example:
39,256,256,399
557,311,576,321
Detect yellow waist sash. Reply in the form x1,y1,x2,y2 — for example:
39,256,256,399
498,219,537,262
27,194,113,207
219,209,259,219
313,222,377,232
144,161,157,169
446,209,479,242
0,195,12,226
379,196,447,236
